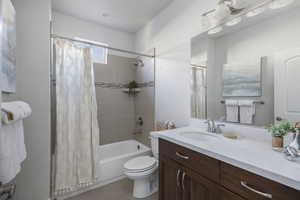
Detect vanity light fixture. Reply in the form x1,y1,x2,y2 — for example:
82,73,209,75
208,26,223,35
213,3,231,22
246,6,266,17
225,17,242,26
269,0,294,9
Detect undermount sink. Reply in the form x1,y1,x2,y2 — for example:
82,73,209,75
179,131,218,141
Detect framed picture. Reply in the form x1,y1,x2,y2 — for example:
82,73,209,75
0,0,16,93
223,60,262,97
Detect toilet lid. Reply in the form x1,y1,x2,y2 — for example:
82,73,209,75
124,156,157,172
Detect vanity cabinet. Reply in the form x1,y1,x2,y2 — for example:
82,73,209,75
159,154,220,200
220,188,245,200
159,155,183,200
182,167,220,200
221,162,300,200
159,138,300,200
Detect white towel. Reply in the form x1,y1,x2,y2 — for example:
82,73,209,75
0,121,27,184
225,100,239,123
239,100,255,124
1,101,32,124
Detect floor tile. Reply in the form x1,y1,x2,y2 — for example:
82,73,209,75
67,178,158,200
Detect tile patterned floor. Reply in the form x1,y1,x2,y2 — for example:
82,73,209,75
67,178,158,200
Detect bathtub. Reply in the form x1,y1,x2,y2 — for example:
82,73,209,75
97,140,151,185
55,140,151,200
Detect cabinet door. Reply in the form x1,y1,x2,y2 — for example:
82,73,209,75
159,155,183,200
182,168,221,200
274,48,300,122
221,188,245,200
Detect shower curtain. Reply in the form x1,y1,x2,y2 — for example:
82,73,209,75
54,39,99,196
191,67,207,119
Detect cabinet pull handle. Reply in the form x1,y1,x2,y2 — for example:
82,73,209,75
181,172,186,191
176,152,189,160
176,169,181,188
241,181,272,199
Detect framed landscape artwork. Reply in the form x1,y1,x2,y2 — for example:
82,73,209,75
0,0,16,93
223,61,262,97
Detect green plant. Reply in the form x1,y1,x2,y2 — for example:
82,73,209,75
128,81,138,89
267,122,294,137
126,81,139,96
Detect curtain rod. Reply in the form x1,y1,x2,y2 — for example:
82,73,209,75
51,34,155,58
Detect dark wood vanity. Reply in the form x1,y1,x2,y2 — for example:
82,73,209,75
159,139,300,200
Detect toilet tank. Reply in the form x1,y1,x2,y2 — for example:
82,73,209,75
150,135,159,159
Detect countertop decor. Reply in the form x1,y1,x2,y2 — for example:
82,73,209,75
267,122,295,150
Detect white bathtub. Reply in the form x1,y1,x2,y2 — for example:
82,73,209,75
97,140,151,184
56,140,151,200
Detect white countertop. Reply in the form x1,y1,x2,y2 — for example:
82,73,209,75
151,126,300,191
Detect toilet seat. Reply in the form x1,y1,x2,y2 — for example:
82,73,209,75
124,156,157,173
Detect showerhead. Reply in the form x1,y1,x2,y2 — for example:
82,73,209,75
133,59,144,68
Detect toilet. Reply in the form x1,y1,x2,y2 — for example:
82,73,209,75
124,136,159,198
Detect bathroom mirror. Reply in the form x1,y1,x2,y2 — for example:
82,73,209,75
191,0,300,126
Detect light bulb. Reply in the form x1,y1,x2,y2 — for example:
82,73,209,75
208,26,223,35
213,3,231,22
269,0,294,9
246,7,266,17
226,17,242,26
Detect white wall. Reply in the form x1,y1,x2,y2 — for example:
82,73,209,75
52,12,134,52
134,0,218,127
10,0,51,200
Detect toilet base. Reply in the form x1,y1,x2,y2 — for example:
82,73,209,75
132,173,158,199
133,180,158,199
124,157,159,199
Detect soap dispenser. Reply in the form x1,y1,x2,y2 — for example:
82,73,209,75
290,127,300,151
283,127,300,161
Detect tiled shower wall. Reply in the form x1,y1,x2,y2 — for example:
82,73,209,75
134,57,155,146
94,54,155,146
94,55,136,145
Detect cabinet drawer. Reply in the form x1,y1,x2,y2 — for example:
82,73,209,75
221,187,245,200
221,162,300,200
159,139,220,183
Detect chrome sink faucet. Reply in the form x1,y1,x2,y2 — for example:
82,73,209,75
205,119,225,134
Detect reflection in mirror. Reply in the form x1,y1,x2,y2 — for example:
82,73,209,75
191,66,207,119
191,0,300,127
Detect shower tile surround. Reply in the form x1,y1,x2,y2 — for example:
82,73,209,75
94,55,155,146
134,57,155,146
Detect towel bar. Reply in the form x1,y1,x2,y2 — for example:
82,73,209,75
220,100,264,105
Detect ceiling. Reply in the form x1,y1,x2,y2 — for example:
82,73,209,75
52,0,174,33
